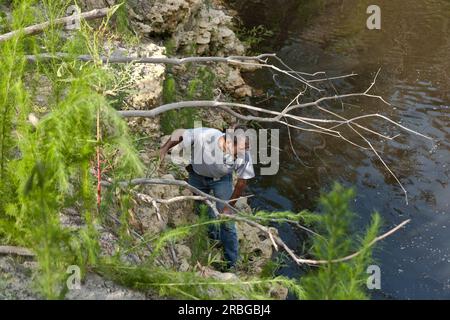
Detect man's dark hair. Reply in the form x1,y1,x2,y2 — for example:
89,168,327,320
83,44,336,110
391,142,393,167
222,124,248,133
224,124,250,147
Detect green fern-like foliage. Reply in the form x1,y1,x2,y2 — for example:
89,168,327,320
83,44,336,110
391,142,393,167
97,258,302,300
0,0,143,298
0,0,36,215
300,183,381,300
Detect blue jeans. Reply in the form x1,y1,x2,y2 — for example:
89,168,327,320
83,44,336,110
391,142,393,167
187,169,239,268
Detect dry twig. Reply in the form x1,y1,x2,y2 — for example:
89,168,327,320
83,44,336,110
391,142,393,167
0,245,35,257
0,8,110,43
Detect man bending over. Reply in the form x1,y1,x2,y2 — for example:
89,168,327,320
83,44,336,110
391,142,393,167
159,125,254,269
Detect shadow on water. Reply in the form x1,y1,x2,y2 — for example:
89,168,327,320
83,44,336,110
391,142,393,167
231,0,450,299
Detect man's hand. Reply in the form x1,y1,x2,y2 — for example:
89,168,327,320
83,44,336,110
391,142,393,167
222,206,232,215
159,146,168,164
158,129,184,166
224,179,247,215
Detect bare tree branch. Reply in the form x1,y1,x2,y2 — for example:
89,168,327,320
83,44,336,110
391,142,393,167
25,52,277,65
24,52,356,91
26,44,430,204
0,8,111,43
101,178,239,214
0,245,35,257
324,219,411,263
219,214,410,266
135,190,318,237
102,177,410,266
116,68,433,204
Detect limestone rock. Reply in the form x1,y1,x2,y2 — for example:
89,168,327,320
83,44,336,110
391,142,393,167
175,244,192,272
80,0,245,57
176,6,246,57
0,257,146,300
236,222,275,274
64,273,146,300
101,39,167,141
128,0,203,35
124,42,166,109
98,229,120,257
200,108,236,130
60,207,84,230
269,284,289,300
136,205,168,235
196,30,211,45
128,117,161,141
234,85,252,98
214,63,253,98
198,266,239,282
135,174,196,234
79,0,116,10
80,0,252,99
196,265,287,299
0,257,38,300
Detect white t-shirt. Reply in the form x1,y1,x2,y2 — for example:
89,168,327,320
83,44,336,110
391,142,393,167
182,128,255,179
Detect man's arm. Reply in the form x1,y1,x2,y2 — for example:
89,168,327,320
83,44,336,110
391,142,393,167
159,129,185,162
223,178,247,214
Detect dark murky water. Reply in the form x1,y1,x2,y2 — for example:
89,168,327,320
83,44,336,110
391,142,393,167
235,0,450,299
